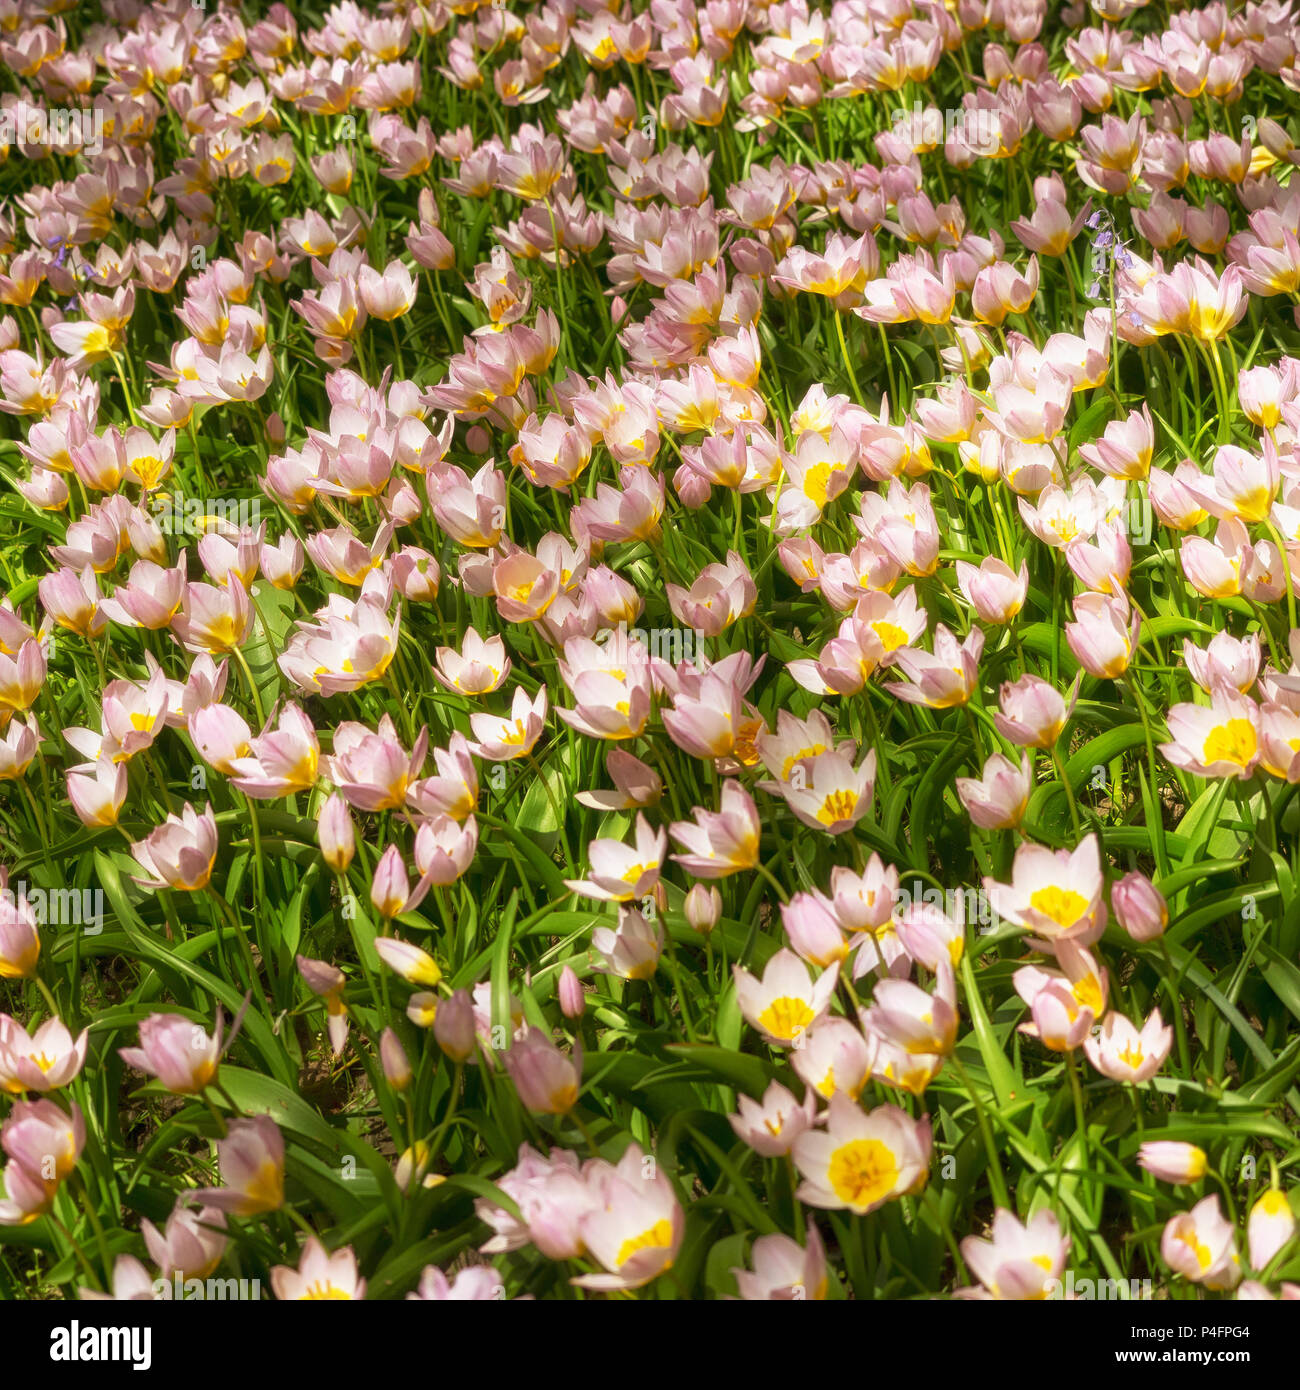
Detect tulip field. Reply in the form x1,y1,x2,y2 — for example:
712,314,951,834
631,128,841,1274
0,0,1299,1313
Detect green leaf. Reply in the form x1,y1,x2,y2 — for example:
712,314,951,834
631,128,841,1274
662,1043,779,1099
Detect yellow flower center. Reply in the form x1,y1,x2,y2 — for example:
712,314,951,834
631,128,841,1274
817,789,859,826
802,461,833,508
301,1281,353,1300
872,620,910,652
1117,1042,1145,1071
1072,974,1104,1016
1028,884,1089,928
756,995,815,1043
827,1137,900,1209
1203,718,1257,767
615,1217,674,1269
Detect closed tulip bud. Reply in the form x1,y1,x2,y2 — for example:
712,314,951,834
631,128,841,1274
503,1028,581,1115
0,891,40,980
2,1097,85,1185
119,1011,223,1095
380,1027,412,1091
370,845,412,919
407,991,438,1029
1248,1188,1295,1271
317,792,355,873
434,988,476,1061
395,1140,432,1193
684,883,721,934
558,965,585,1019
1112,871,1168,942
1139,1140,1207,1184
374,937,442,988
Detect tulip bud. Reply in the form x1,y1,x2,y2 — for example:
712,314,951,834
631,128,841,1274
1113,871,1168,942
407,991,438,1029
374,937,442,988
503,1029,581,1115
434,988,476,1062
380,1027,412,1091
396,1140,431,1193
1138,1140,1207,1184
0,893,40,980
318,792,355,874
1248,1188,1296,1271
683,883,721,935
558,965,585,1019
370,844,411,919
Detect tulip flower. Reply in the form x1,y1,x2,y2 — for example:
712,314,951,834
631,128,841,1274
957,750,1033,829
64,755,128,827
669,780,761,877
564,814,666,903
374,937,442,989
1161,684,1261,779
193,1115,285,1217
956,556,1029,624
683,883,722,934
2,1097,85,1186
1065,590,1139,679
129,803,219,892
77,1254,158,1301
572,1144,684,1291
227,703,321,799
0,1015,88,1094
297,954,349,1057
793,1092,930,1215
734,948,839,1047
984,833,1107,947
734,1225,829,1300
0,888,40,980
468,685,547,761
1162,1195,1242,1290
425,988,471,1061
119,1011,223,1095
591,904,664,981
1084,1008,1172,1082
886,625,983,708
790,1017,874,1101
960,1209,1070,1300
433,626,511,696
728,1080,819,1158
995,674,1076,749
143,1202,228,1282
862,959,960,1056
271,1237,366,1300
408,1265,505,1301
